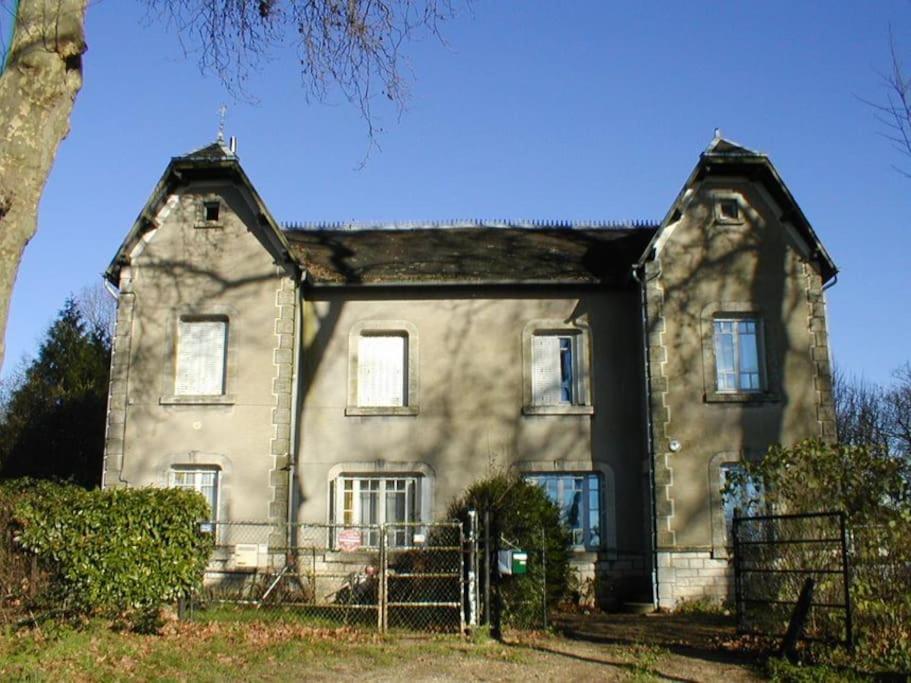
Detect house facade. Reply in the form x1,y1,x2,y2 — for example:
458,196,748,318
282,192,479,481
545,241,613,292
101,136,837,609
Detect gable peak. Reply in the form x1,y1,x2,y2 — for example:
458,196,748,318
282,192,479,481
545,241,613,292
703,132,763,158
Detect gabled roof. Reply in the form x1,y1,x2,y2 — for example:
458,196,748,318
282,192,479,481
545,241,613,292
284,221,657,286
105,140,295,285
638,134,837,283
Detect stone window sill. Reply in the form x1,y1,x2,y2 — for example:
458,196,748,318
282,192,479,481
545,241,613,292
523,405,594,416
159,395,236,406
704,391,779,405
345,405,419,417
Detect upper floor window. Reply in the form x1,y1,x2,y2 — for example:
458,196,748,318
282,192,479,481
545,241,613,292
347,321,419,416
713,318,763,393
522,320,593,415
526,472,602,550
713,193,744,225
196,196,223,228
175,318,227,396
170,466,220,521
357,334,407,407
532,334,579,406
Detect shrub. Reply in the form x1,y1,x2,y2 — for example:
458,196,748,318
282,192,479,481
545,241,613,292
1,479,213,627
447,472,572,624
727,439,911,674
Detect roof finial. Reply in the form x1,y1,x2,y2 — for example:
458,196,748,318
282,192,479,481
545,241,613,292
217,104,227,142
713,127,722,140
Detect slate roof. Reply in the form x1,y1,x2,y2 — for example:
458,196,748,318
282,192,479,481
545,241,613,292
282,222,658,286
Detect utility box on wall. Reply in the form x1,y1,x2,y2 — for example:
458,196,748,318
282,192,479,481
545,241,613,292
497,550,528,576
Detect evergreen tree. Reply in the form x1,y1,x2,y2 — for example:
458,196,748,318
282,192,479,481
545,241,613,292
0,298,111,487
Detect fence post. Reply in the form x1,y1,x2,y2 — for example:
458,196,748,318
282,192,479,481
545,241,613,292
379,525,387,633
540,526,548,630
732,507,743,632
490,512,502,641
483,507,491,627
839,511,854,652
459,524,467,635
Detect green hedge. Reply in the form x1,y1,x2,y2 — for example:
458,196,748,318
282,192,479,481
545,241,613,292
2,480,213,618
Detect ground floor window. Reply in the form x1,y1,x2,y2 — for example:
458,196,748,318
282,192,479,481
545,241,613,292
330,475,420,547
526,473,602,550
720,463,764,546
169,467,219,521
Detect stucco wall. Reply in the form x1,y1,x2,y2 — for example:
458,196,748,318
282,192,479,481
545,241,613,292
103,181,295,525
295,288,649,564
644,176,834,607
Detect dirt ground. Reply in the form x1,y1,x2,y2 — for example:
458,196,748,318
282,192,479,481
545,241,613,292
321,613,763,682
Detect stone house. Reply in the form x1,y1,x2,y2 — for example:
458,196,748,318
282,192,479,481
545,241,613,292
101,134,837,609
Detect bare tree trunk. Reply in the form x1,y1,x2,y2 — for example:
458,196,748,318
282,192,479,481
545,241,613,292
0,0,88,370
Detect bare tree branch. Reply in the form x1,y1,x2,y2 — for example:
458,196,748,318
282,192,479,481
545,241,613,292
142,0,458,149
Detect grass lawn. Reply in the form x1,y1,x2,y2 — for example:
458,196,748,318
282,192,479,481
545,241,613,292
0,612,767,682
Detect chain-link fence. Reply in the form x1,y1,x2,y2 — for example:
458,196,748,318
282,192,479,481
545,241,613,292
189,521,466,633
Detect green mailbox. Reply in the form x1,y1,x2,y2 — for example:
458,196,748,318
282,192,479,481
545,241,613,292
497,550,528,575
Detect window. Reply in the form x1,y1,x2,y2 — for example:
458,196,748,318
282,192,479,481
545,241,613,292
532,334,579,406
526,473,602,550
175,319,227,396
204,201,220,222
197,197,223,227
713,194,744,224
170,467,220,521
357,334,407,407
718,199,739,221
719,463,764,546
330,475,421,547
522,320,593,415
713,318,762,393
347,321,419,416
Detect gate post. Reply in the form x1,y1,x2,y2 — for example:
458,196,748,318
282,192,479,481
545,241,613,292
467,510,478,627
732,508,743,632
839,512,854,652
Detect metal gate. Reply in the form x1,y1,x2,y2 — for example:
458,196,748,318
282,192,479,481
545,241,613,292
190,521,471,633
732,511,852,648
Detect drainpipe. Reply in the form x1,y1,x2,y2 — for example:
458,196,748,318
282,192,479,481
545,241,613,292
286,269,305,550
631,264,660,610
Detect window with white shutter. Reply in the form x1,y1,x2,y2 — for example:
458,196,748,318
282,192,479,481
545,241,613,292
532,334,577,406
346,321,418,416
357,334,407,407
523,320,592,415
175,319,227,396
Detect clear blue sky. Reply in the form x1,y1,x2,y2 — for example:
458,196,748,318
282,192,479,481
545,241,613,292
3,1,910,385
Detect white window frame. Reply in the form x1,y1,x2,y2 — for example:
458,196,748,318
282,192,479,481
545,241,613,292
712,317,764,394
346,320,419,416
526,472,603,551
174,317,228,397
329,474,423,548
713,192,745,225
169,466,220,522
522,320,593,415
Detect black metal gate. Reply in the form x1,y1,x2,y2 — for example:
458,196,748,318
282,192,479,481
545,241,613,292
732,510,853,649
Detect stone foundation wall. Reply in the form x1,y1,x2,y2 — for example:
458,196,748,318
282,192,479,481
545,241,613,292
656,551,733,609
570,554,650,608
